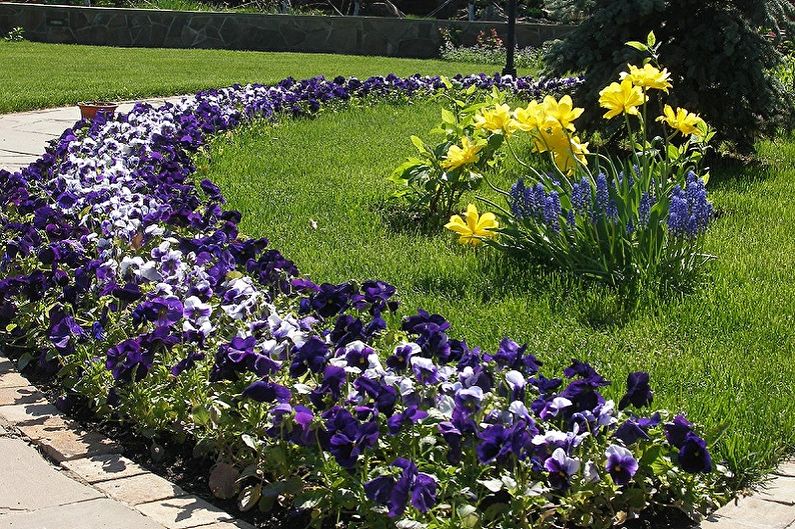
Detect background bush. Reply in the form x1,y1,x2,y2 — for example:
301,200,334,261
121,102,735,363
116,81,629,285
544,0,795,153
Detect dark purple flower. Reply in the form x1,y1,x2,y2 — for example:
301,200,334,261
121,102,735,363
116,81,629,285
619,371,653,409
170,350,205,376
437,421,462,464
492,338,542,374
387,406,428,435
560,379,605,413
563,359,609,386
613,419,650,445
605,445,639,485
308,282,355,318
290,336,329,377
106,337,151,383
364,458,437,517
664,414,693,448
678,432,712,473
242,379,291,403
386,343,416,372
401,309,450,335
309,365,347,410
544,447,580,489
357,279,398,313
323,407,379,469
476,420,536,464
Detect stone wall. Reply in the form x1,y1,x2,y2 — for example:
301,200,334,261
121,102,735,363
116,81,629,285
0,2,573,58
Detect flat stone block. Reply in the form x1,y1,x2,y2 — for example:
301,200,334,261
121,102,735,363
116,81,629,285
774,461,795,478
61,453,149,484
757,475,795,506
16,414,72,439
94,472,186,506
194,521,255,529
0,437,101,513
28,425,119,462
0,371,29,389
136,495,235,529
714,496,795,529
0,497,167,529
0,402,59,425
0,385,46,407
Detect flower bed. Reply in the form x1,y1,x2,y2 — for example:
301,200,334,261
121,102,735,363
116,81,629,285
0,72,728,528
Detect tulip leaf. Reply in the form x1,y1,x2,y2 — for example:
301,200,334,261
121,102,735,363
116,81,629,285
441,108,456,125
410,135,427,153
626,41,647,51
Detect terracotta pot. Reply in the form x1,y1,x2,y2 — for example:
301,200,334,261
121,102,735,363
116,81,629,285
78,101,118,120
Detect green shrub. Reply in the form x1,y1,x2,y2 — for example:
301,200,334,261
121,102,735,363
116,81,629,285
544,0,795,153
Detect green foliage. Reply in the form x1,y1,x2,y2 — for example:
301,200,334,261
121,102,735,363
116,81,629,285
545,0,795,152
3,27,24,42
390,84,504,224
439,28,546,70
543,0,596,23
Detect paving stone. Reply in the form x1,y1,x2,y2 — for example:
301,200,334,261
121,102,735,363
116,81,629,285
0,497,167,528
0,402,59,425
61,453,149,484
190,521,255,529
16,414,74,440
0,437,101,512
136,495,235,529
26,424,119,462
774,461,795,478
94,472,186,506
757,475,795,506
0,386,46,407
0,371,30,389
712,496,795,529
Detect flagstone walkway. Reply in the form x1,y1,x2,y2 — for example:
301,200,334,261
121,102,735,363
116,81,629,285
0,97,184,171
0,101,794,529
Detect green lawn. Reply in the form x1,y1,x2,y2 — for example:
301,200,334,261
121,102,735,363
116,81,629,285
198,102,795,489
0,41,526,113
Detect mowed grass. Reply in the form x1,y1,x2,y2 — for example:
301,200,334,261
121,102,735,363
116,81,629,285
0,41,528,113
198,102,795,488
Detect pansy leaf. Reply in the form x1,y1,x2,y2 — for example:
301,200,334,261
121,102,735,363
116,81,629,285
478,478,504,492
238,484,261,512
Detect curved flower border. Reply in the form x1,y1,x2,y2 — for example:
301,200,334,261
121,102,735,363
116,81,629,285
0,72,726,528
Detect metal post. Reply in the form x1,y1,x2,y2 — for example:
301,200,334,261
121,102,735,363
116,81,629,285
502,0,517,77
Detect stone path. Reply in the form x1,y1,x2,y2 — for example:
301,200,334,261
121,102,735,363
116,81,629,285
0,97,185,172
1,102,795,528
0,355,251,529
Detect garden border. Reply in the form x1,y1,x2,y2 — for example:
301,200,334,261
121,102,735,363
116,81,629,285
0,352,254,529
0,74,791,528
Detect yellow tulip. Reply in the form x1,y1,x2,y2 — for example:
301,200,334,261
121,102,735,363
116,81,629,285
444,203,499,246
441,136,486,170
620,63,672,92
474,104,520,136
552,135,590,175
656,105,706,136
541,95,584,131
598,78,647,119
513,100,546,132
